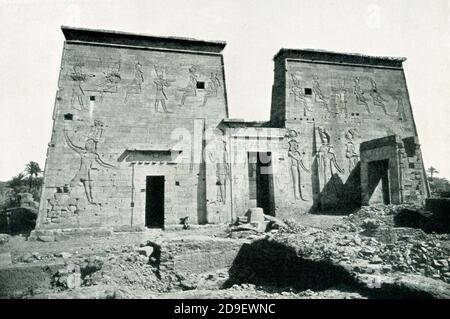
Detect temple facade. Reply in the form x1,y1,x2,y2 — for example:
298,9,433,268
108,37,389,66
35,27,429,231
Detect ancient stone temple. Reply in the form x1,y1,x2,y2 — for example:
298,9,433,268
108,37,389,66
35,27,429,232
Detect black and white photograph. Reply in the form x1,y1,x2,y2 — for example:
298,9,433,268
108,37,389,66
0,0,449,306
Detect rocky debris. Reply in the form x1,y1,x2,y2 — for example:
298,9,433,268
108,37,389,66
230,210,287,234
53,264,82,289
54,252,72,259
137,246,154,257
0,234,10,245
362,218,380,231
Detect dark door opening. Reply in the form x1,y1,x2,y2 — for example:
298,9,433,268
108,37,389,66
248,152,275,216
145,176,165,228
367,159,390,205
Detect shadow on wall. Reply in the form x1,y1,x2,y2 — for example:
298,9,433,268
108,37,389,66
310,162,362,215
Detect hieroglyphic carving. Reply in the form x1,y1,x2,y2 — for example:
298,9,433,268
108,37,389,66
369,78,388,114
202,72,221,107
315,127,344,185
70,65,94,109
180,66,198,106
290,74,311,116
394,89,406,120
206,130,230,204
124,62,144,103
286,129,310,201
154,66,174,113
345,129,359,171
353,77,371,113
331,82,349,117
63,120,116,205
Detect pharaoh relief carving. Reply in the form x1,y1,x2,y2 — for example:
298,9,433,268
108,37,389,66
286,129,310,201
315,127,344,185
70,65,94,109
180,66,198,106
344,129,359,171
153,65,175,113
202,72,221,107
124,62,144,103
63,120,116,205
206,129,230,204
289,74,311,116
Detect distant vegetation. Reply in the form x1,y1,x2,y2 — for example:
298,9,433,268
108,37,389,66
427,166,450,198
0,161,43,211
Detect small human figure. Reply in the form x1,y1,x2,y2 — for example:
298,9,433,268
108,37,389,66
180,216,190,230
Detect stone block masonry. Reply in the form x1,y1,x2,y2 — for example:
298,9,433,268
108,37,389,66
35,27,429,233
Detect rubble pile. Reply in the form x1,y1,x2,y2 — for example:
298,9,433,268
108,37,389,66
268,206,450,284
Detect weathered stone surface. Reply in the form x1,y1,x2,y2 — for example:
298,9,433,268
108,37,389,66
0,252,12,266
137,246,154,257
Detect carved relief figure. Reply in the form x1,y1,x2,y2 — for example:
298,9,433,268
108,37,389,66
124,62,144,103
286,129,310,201
369,78,388,114
312,75,329,110
202,72,221,107
154,66,174,113
63,120,116,205
315,127,344,185
180,66,198,106
101,61,122,93
70,65,94,109
353,77,371,113
206,130,230,203
395,89,406,120
345,129,359,171
290,74,311,116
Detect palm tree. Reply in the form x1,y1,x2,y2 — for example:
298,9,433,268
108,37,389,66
427,166,439,179
24,161,42,192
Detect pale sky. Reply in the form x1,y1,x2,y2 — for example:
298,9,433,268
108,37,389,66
0,0,449,181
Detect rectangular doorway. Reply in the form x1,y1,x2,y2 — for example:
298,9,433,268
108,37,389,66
145,176,165,228
367,159,390,205
248,152,275,216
